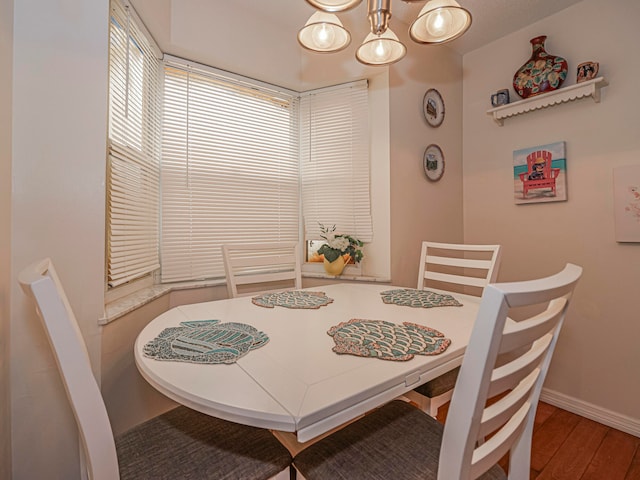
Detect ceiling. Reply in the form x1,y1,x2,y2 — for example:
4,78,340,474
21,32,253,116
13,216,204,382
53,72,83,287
129,0,585,89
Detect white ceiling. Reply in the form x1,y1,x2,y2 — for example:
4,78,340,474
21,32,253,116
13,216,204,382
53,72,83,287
129,0,585,89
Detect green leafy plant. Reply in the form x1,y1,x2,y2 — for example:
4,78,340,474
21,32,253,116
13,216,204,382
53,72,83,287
317,224,364,264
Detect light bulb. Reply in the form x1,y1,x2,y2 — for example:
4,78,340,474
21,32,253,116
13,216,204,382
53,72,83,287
312,23,336,49
426,8,453,38
372,39,391,62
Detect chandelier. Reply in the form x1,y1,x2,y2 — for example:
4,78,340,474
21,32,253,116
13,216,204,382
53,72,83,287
298,0,472,66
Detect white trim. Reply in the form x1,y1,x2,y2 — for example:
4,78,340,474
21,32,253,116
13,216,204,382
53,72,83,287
163,54,299,96
104,273,154,304
300,79,368,97
122,0,162,59
540,387,640,438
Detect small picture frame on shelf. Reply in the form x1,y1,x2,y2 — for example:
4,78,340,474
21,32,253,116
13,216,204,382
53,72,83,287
491,89,510,107
577,61,599,83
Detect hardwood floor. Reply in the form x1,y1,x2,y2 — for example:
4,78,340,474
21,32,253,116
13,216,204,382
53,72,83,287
437,401,640,479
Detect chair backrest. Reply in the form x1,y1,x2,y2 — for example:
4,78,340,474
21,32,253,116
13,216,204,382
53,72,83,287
19,259,120,480
438,263,582,480
222,242,302,298
417,241,502,297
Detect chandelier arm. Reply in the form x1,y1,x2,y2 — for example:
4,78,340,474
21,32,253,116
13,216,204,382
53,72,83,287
367,0,392,34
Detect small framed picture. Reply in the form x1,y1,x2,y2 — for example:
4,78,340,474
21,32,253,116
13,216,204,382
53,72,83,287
513,141,567,204
613,164,640,242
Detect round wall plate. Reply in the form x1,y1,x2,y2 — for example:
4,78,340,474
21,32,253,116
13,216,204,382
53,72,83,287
423,144,445,181
423,88,445,127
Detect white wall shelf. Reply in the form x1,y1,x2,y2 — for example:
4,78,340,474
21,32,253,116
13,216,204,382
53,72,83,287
487,76,608,126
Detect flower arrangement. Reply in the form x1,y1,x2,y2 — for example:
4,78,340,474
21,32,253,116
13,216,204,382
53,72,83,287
317,224,364,264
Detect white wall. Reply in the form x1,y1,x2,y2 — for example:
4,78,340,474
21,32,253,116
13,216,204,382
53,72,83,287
463,0,640,426
10,0,109,478
389,32,464,287
1,0,14,476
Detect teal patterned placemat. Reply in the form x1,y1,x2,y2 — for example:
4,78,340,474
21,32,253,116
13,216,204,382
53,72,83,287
327,318,451,361
143,319,269,364
252,290,334,309
380,289,462,308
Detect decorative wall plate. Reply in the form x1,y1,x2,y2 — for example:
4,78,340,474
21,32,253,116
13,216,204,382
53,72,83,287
423,144,445,182
423,88,445,127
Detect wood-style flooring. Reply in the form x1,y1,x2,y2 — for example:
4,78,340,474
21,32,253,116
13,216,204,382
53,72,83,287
437,401,640,479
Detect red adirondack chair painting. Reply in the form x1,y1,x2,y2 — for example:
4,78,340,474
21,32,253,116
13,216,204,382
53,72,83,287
518,149,560,199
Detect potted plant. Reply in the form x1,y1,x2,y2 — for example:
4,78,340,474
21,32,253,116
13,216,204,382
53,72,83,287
317,224,364,276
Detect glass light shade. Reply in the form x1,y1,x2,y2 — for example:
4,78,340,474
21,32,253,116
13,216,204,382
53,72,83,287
409,0,472,44
298,12,351,53
305,0,362,12
356,29,406,66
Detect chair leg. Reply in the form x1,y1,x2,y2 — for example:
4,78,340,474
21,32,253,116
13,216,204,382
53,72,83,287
403,389,453,418
508,416,534,480
402,390,431,414
429,389,453,418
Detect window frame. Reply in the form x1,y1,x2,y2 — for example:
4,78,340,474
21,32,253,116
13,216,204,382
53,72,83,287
105,0,163,299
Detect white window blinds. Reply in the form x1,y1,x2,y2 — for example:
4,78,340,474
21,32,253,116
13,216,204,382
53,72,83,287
106,0,162,288
300,80,372,242
161,60,300,283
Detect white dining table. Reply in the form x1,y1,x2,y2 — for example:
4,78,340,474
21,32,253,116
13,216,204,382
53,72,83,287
134,283,481,442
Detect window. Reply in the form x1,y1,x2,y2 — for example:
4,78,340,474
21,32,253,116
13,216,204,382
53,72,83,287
300,81,371,242
300,81,371,269
160,59,300,283
106,0,162,289
106,2,377,292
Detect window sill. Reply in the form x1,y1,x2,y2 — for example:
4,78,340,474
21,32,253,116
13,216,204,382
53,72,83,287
101,274,391,326
101,279,225,325
302,272,391,283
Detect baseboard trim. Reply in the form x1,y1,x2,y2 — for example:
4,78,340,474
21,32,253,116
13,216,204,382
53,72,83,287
540,388,640,438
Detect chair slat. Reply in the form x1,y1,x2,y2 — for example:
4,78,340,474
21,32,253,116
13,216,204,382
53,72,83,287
424,271,491,288
499,298,566,353
425,254,495,270
470,403,529,478
488,335,552,398
222,242,302,298
478,369,538,438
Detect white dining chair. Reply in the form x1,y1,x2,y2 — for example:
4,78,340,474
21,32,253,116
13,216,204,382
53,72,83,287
293,263,582,480
222,242,302,298
417,241,502,295
19,258,293,480
407,241,503,417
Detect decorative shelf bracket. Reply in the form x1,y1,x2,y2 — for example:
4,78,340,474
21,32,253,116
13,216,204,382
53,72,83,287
487,76,608,126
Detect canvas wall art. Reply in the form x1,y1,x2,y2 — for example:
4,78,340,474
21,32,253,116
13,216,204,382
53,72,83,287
514,141,567,204
613,164,640,242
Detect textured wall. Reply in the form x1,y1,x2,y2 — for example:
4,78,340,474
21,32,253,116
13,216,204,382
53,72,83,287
389,33,464,288
10,0,109,477
463,0,640,423
1,0,14,476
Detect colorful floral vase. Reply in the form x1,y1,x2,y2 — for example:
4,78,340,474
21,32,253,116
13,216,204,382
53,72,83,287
513,36,568,99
